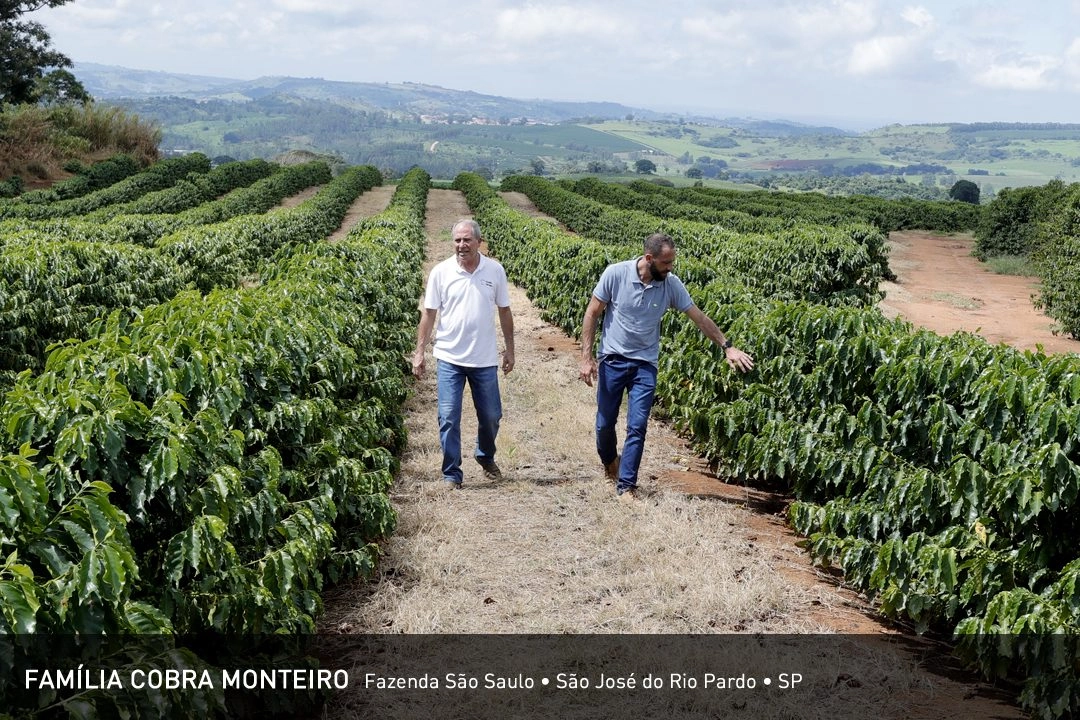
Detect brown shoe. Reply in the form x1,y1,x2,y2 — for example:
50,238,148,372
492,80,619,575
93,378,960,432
478,460,502,481
617,487,641,503
603,455,620,481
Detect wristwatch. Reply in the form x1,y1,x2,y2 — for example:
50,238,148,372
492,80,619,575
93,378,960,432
721,339,733,350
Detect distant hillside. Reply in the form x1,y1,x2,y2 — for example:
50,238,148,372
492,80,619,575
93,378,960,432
74,62,670,124
74,63,244,98
74,62,855,136
68,64,1080,190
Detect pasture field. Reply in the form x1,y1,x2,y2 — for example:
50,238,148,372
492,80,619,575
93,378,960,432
589,119,1080,189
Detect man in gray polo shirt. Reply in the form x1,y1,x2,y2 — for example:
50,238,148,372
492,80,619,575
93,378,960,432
578,232,754,499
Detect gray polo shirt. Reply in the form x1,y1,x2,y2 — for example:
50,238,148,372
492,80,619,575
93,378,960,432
592,257,693,366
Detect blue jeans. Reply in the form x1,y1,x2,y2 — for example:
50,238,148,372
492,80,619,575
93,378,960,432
437,360,502,484
595,355,657,493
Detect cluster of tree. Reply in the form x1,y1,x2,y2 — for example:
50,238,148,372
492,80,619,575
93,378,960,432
118,95,640,179
583,160,628,174
1,1,89,105
808,162,952,177
685,156,729,179
120,96,404,145
975,178,1080,337
762,173,951,201
929,143,1007,163
647,126,691,140
0,1,121,190
947,179,980,204
926,138,1072,166
974,179,1074,258
634,159,656,174
875,129,1080,167
949,122,1080,134
694,135,739,149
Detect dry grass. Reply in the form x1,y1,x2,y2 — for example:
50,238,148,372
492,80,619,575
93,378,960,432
330,477,826,634
930,291,983,310
0,102,160,183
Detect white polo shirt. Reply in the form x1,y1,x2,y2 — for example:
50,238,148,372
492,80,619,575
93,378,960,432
424,254,511,367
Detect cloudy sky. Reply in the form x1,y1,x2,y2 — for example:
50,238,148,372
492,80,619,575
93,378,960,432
31,0,1080,129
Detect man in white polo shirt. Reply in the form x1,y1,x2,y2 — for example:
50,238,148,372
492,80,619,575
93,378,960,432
413,219,515,488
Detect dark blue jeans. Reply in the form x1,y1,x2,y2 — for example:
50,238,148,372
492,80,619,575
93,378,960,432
595,355,657,493
437,360,502,484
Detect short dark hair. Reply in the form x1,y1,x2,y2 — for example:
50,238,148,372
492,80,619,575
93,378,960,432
644,232,675,256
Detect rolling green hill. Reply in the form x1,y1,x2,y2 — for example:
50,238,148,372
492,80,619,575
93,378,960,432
74,64,1080,193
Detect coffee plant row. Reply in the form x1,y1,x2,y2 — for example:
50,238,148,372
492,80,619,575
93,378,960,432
458,171,1080,718
556,175,832,236
0,162,344,377
0,164,429,716
616,177,982,233
500,173,889,306
0,160,331,249
80,158,278,221
11,154,143,205
0,154,213,221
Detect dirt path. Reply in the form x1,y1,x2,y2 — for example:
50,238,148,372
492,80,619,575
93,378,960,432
273,183,397,234
276,184,321,209
319,190,1024,718
326,184,396,241
880,230,1080,354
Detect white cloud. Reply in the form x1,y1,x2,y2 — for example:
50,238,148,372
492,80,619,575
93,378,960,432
485,2,639,67
495,4,631,42
841,3,939,77
1064,38,1080,88
974,55,1058,91
681,2,877,49
270,0,354,11
848,34,918,75
789,1,878,39
900,5,933,30
30,0,1080,123
680,10,746,44
312,22,434,60
44,0,131,29
677,2,883,77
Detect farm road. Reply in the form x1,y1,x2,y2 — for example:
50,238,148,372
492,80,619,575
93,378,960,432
880,231,1080,354
315,187,1025,719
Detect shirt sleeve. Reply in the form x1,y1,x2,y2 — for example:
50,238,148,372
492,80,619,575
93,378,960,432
670,275,693,312
494,263,511,308
423,266,442,310
592,265,616,303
